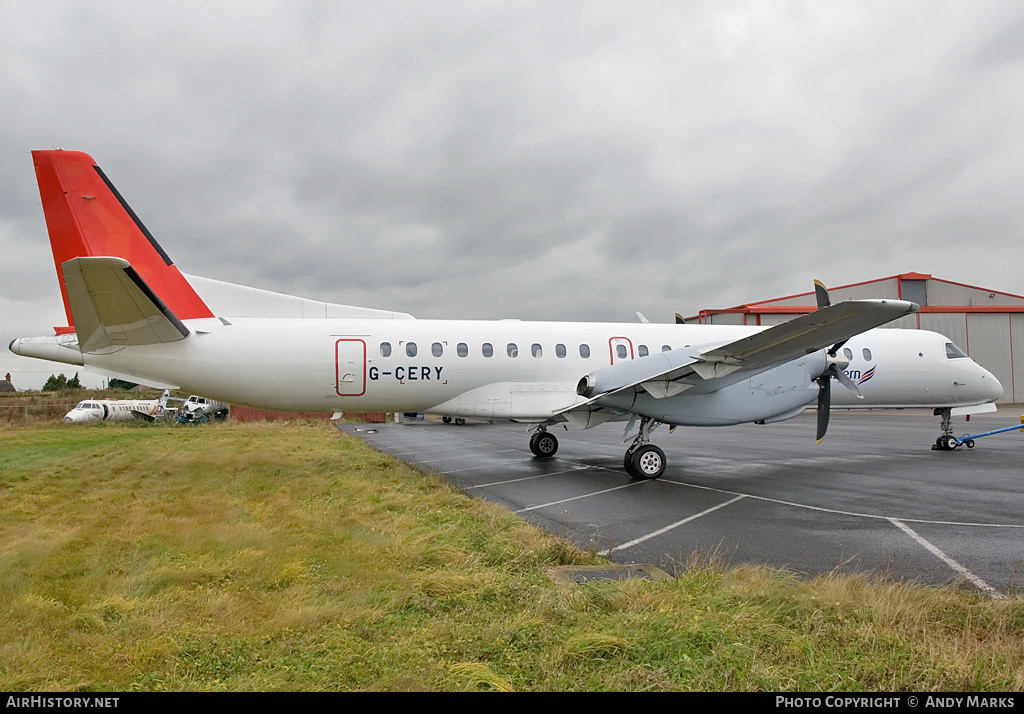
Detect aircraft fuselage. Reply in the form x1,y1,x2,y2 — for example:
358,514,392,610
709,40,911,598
15,319,1000,425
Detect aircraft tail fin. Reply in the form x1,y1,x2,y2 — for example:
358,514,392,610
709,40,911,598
32,150,213,330
61,256,190,353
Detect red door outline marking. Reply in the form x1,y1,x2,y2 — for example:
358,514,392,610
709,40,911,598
336,339,367,396
609,337,634,365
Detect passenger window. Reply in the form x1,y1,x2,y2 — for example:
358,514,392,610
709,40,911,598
507,343,518,358
638,345,649,357
862,348,872,361
662,345,671,352
457,343,468,357
432,342,443,357
532,343,542,358
945,342,967,359
843,347,854,360
579,344,591,358
380,342,392,357
482,343,493,358
616,344,627,359
406,342,417,357
556,343,567,358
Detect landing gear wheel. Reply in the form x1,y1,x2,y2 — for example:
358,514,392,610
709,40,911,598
530,431,559,458
943,435,959,451
442,416,452,424
965,439,976,449
626,444,666,480
455,418,466,425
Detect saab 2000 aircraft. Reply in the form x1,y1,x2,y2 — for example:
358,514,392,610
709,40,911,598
10,150,1002,478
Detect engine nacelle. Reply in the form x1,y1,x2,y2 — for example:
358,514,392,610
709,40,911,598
576,346,702,398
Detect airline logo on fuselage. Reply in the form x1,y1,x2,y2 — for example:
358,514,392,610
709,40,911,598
844,364,876,386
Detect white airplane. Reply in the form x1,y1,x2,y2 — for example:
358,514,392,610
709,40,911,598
64,390,172,424
11,150,1002,477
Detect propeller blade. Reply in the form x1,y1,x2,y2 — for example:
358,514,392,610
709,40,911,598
828,338,849,358
816,377,831,443
830,364,864,399
814,280,830,310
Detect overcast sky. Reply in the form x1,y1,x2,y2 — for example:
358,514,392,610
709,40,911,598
2,1,1023,389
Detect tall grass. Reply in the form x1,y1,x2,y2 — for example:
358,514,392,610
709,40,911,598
1,422,1021,691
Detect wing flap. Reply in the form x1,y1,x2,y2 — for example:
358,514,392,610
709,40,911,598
62,256,190,354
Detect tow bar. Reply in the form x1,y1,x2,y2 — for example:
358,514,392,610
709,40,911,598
943,421,1024,451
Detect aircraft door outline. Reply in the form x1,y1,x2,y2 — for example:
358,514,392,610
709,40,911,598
336,339,367,396
609,337,633,365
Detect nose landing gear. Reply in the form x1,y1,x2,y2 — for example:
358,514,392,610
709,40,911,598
933,408,956,450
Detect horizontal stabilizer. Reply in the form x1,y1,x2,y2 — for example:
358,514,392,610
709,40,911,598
62,256,190,354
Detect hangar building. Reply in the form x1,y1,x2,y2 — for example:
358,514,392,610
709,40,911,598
680,273,1024,404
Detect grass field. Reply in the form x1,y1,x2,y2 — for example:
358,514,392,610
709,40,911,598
1,420,1022,691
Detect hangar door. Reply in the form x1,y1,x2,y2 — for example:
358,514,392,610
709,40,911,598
335,339,366,396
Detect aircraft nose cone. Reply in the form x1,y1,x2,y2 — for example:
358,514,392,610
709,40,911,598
981,371,1003,402
973,362,1003,402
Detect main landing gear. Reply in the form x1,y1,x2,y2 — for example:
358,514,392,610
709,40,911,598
529,427,559,457
623,416,666,479
528,417,668,479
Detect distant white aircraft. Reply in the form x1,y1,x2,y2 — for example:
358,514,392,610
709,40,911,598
64,391,172,424
177,395,229,423
12,150,1002,477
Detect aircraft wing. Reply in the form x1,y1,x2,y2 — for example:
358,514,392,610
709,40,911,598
688,298,918,381
62,256,190,354
560,298,918,422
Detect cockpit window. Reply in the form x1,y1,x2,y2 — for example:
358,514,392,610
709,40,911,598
945,342,968,359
